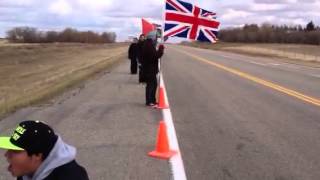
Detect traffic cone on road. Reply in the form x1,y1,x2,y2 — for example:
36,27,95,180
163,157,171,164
157,87,168,109
149,121,177,159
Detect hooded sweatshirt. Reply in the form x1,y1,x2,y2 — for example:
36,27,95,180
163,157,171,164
20,136,88,180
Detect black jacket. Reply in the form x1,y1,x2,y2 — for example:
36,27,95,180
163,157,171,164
141,39,164,78
128,42,138,60
17,160,89,180
136,40,144,63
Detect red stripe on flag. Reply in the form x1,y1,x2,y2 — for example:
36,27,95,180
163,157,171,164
165,13,220,29
189,6,200,40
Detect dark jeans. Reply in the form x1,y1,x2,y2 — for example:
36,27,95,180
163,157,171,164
130,58,137,74
139,66,146,83
145,75,158,104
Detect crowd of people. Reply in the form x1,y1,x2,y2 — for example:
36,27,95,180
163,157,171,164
128,34,165,107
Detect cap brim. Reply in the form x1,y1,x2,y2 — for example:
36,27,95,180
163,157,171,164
0,137,24,151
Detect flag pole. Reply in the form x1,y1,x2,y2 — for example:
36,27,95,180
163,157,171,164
161,0,166,44
158,0,166,88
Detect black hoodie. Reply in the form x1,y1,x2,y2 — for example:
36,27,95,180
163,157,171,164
17,137,89,180
141,39,164,79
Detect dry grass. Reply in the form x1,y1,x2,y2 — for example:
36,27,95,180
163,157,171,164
184,42,320,67
0,43,127,117
0,39,7,45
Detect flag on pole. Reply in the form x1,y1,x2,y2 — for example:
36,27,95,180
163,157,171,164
164,0,220,43
142,18,156,35
141,19,163,46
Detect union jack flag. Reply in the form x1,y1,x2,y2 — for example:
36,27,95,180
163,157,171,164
164,0,220,43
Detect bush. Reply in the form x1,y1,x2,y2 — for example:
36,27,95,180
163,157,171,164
6,27,117,44
219,22,320,45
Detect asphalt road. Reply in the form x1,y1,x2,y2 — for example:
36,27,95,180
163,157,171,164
162,45,320,180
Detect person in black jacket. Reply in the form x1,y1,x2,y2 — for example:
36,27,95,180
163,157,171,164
0,120,89,180
141,38,164,106
128,38,138,74
136,34,146,83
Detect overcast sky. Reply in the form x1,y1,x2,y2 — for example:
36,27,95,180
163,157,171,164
0,0,319,41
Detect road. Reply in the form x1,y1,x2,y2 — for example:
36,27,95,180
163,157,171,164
162,45,320,180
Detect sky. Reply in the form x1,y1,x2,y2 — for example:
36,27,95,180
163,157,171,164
0,0,319,41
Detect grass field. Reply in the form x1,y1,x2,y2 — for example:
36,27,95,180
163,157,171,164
184,42,320,67
0,39,7,45
0,42,127,117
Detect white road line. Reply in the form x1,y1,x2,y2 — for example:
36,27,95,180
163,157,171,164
269,63,281,66
310,74,320,78
218,54,233,59
249,61,267,66
160,73,187,180
284,64,300,69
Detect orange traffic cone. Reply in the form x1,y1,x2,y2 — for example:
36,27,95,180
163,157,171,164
149,121,177,159
157,87,169,109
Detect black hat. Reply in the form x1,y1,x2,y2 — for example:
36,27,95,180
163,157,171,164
0,121,58,157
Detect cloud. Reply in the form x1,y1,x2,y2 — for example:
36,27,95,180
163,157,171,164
297,0,318,2
221,9,252,21
0,0,35,7
249,3,287,11
76,0,114,11
254,0,296,4
49,0,73,16
217,0,320,29
0,0,319,41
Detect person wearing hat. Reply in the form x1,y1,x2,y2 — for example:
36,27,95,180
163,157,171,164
141,36,164,106
137,34,146,83
0,120,89,180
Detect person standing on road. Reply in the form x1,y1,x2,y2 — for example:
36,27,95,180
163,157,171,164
142,37,164,106
128,38,138,74
137,34,146,83
0,120,89,180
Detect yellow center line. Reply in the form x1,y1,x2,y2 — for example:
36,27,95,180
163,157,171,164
174,48,320,107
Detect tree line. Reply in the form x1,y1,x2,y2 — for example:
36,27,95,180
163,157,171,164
219,21,320,45
6,27,116,43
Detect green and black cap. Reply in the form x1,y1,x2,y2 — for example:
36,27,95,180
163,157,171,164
0,120,57,155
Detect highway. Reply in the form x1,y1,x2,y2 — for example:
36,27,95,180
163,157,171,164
162,45,320,179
